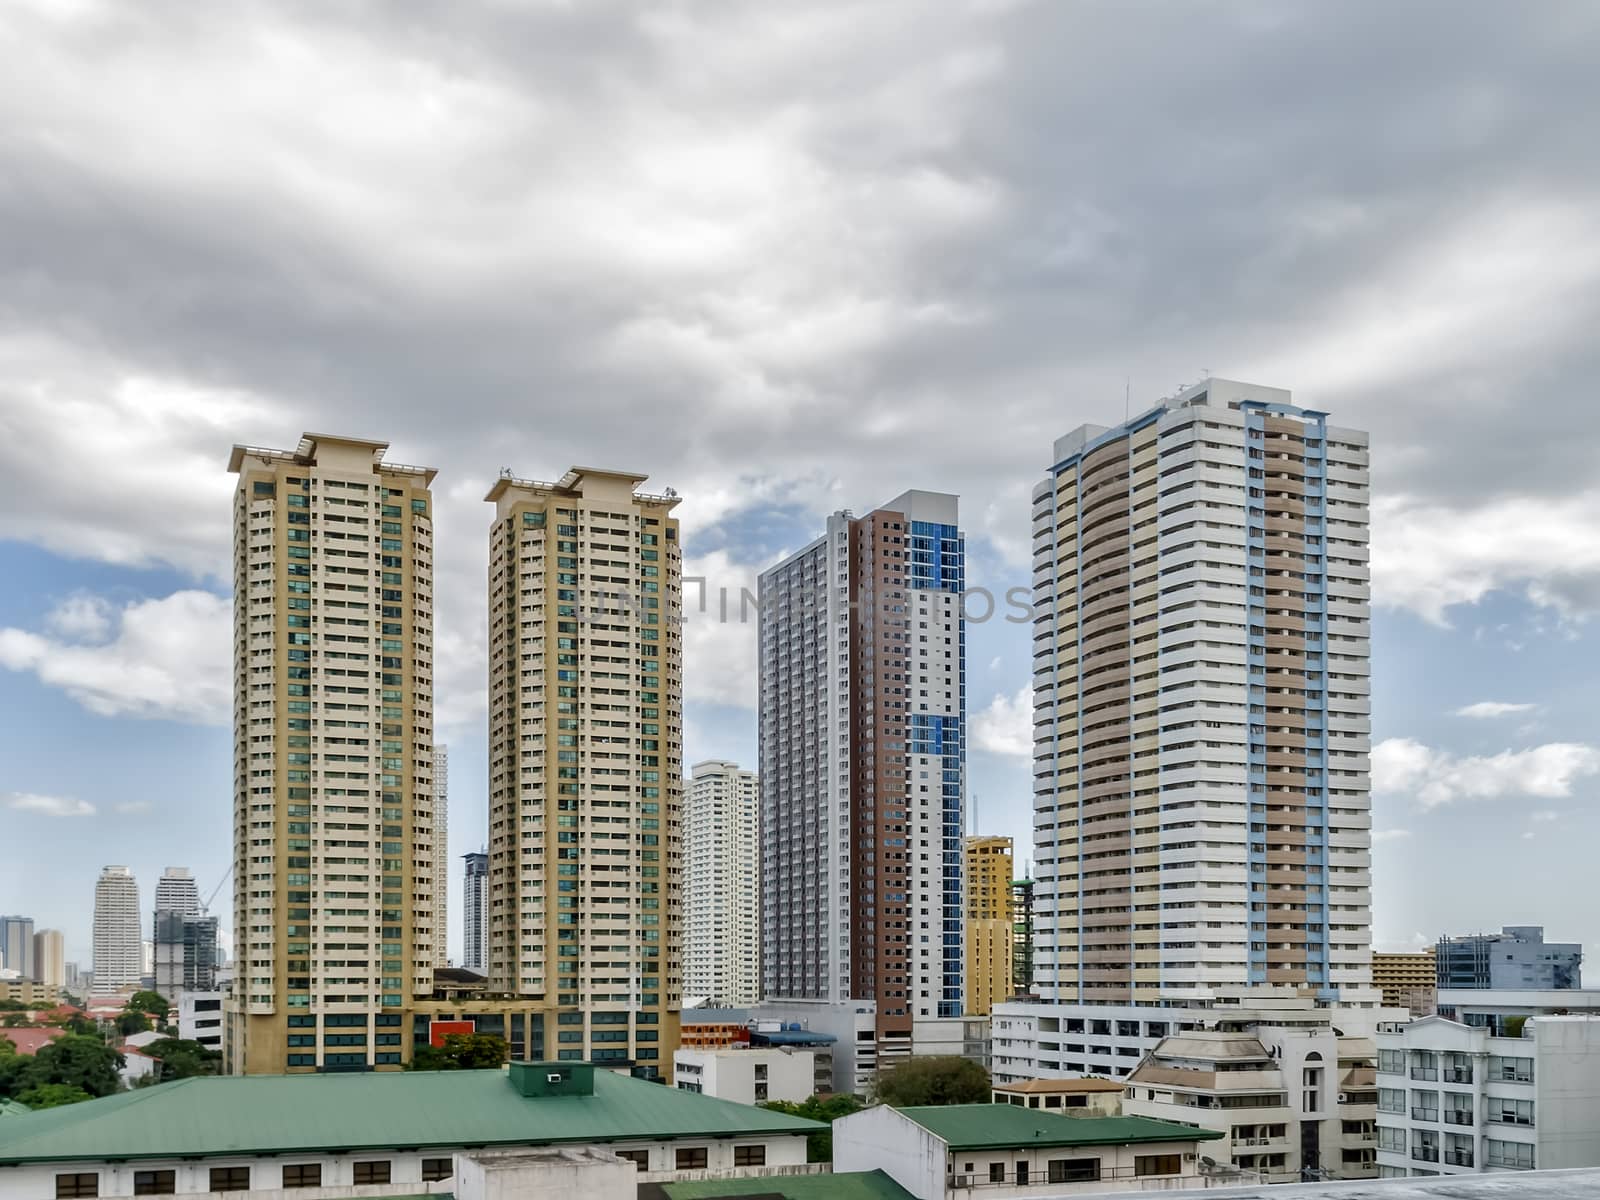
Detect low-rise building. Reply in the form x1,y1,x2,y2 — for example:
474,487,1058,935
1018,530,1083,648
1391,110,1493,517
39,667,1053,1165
834,1105,1225,1198
1436,927,1582,991
177,991,223,1051
675,1046,820,1106
0,1061,821,1200
991,1078,1123,1117
0,980,59,1007
753,1001,879,1094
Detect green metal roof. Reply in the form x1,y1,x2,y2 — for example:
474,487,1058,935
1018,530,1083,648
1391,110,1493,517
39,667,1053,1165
892,1106,1224,1152
0,1101,30,1118
0,1068,821,1165
662,1169,916,1200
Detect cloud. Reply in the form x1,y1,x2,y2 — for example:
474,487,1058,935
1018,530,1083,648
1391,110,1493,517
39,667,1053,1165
0,590,230,723
681,548,766,709
114,801,153,815
1373,736,1600,809
45,593,113,641
6,792,96,818
973,687,1032,760
1454,701,1537,719
1372,828,1412,843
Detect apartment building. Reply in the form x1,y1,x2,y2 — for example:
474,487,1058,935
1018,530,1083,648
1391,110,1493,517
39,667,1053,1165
93,867,143,991
432,744,449,967
1031,378,1372,1003
1374,949,1437,1012
1010,877,1034,997
32,930,64,989
226,434,438,1072
461,851,488,974
1436,927,1581,991
484,467,683,1076
683,760,760,1006
0,917,33,982
758,491,965,1070
1376,999,1600,1178
964,836,1012,1016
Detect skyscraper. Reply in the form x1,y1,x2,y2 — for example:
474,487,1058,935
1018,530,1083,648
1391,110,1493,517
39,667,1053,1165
433,744,449,967
485,467,683,1076
93,867,143,991
227,434,438,1073
153,868,203,999
33,929,65,988
154,867,202,918
0,916,34,981
461,851,488,974
1031,378,1372,1002
962,835,1012,1016
683,760,760,1006
759,490,965,1065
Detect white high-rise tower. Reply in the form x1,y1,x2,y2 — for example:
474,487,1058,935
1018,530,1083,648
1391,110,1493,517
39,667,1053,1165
93,866,143,991
433,743,449,966
683,760,760,1006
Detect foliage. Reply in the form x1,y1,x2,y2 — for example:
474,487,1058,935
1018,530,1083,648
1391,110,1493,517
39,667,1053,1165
16,1083,94,1109
62,1016,100,1039
759,1094,865,1162
409,1033,508,1071
126,992,171,1018
1,1014,30,1028
143,1038,222,1081
116,1011,152,1037
0,1035,123,1102
873,1056,990,1107
0,1000,28,1013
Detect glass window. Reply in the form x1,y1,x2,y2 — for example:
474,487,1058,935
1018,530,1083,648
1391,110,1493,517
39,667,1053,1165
420,1159,452,1182
675,1148,708,1170
1048,1159,1100,1183
733,1145,766,1166
989,1163,1005,1183
616,1150,649,1170
209,1168,250,1192
134,1172,175,1196
353,1162,390,1185
282,1165,321,1189
1135,1155,1181,1177
56,1175,98,1198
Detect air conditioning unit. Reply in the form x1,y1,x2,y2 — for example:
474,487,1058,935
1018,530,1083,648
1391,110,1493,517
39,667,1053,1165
547,1072,564,1084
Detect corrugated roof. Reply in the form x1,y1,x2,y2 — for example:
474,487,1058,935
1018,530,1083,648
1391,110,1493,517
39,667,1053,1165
661,1169,915,1200
993,1078,1124,1094
0,1067,821,1165
0,1029,64,1057
891,1106,1223,1152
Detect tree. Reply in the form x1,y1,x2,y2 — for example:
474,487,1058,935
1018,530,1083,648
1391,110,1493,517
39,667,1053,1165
873,1056,990,1107
63,1016,100,1039
21,1035,123,1099
409,1033,508,1071
16,1083,93,1109
126,992,170,1019
760,1095,864,1162
2,1013,30,1028
143,1038,222,1081
116,1011,152,1037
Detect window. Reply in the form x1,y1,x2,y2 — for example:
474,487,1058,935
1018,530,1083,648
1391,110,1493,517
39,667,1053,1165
676,1148,708,1170
209,1168,250,1192
56,1175,98,1198
616,1150,649,1170
134,1172,176,1196
1015,1162,1029,1185
1136,1154,1181,1177
988,1163,1005,1182
353,1162,390,1185
420,1159,452,1182
1490,1055,1534,1083
1048,1158,1100,1183
1489,1099,1534,1126
1486,1139,1535,1169
734,1145,766,1166
282,1165,322,1189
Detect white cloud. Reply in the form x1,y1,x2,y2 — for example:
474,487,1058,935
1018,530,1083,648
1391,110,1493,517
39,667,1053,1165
7,792,96,818
0,590,231,724
1372,828,1412,843
680,548,766,709
1454,700,1537,719
1521,830,1536,840
973,687,1032,760
1372,736,1600,809
45,593,113,641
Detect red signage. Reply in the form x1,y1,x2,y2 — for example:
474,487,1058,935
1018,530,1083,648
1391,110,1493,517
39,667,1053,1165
430,1019,475,1047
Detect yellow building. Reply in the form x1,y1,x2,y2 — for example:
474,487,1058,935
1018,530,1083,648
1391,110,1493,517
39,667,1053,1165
226,434,438,1073
1372,948,1436,1012
964,835,1013,1015
485,467,683,1078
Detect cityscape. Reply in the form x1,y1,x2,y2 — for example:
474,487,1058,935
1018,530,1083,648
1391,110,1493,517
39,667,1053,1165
4,4,1600,1200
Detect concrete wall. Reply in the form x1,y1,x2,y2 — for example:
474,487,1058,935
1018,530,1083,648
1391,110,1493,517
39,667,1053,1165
674,1047,817,1105
834,1106,944,1200
1534,1017,1600,1170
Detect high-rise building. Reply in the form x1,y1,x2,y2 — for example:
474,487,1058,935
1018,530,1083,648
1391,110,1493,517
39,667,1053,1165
155,910,220,997
93,866,143,991
1032,378,1372,1002
461,851,488,974
154,868,204,998
433,744,449,967
1372,948,1436,1012
1010,877,1035,997
154,867,202,918
33,929,65,988
1435,926,1581,991
963,836,1012,1016
485,467,684,1076
227,434,438,1073
758,490,966,1064
683,760,760,1007
0,916,34,980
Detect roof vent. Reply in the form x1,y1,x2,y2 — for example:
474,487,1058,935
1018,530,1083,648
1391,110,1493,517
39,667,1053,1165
508,1061,595,1098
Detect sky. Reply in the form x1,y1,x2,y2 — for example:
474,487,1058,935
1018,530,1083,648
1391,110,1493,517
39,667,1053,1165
3,0,1600,972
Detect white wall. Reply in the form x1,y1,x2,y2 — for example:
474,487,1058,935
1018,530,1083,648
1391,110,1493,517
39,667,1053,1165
674,1048,816,1106
834,1106,945,1200
1534,1017,1600,1170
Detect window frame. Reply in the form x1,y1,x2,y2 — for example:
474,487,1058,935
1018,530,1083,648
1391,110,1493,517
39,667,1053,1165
420,1158,453,1182
733,1145,766,1166
675,1147,709,1170
134,1171,176,1196
352,1161,391,1185
282,1164,322,1189
208,1167,251,1192
55,1174,99,1199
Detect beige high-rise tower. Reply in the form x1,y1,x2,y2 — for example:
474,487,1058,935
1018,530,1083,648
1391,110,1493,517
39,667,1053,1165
485,467,683,1078
227,434,437,1073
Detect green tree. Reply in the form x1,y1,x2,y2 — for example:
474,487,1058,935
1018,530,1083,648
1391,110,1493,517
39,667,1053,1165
63,1016,99,1039
873,1056,990,1107
116,1011,152,1037
143,1038,222,1081
126,992,170,1019
2,1013,30,1028
759,1095,864,1162
409,1033,508,1071
16,1083,93,1109
22,1035,124,1099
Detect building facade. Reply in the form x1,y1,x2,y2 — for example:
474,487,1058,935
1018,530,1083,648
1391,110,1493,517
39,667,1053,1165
963,836,1012,1016
461,851,488,974
178,991,225,1051
32,930,64,989
93,867,143,991
1010,878,1034,998
433,744,449,967
1436,927,1581,991
0,917,33,982
759,491,966,1068
673,1046,819,1106
226,434,439,1073
484,467,683,1076
1374,949,1437,1012
1032,378,1372,1003
683,759,760,1006
154,868,201,920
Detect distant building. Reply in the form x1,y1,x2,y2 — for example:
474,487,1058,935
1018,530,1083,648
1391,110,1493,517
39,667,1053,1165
683,760,760,1007
963,837,1012,1016
31,931,64,989
0,917,34,982
1374,949,1436,1012
1436,927,1581,991
674,1046,819,1106
991,1078,1123,1117
153,868,201,919
92,867,142,991
461,851,488,974
1009,878,1034,997
433,744,449,968
178,991,225,1051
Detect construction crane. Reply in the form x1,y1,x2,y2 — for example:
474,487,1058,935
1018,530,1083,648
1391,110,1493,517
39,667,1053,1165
199,866,232,916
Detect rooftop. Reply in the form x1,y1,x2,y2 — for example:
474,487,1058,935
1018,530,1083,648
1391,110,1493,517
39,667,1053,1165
0,1028,64,1056
657,1169,915,1200
993,1078,1124,1095
890,1106,1223,1152
0,1066,821,1165
1189,1166,1600,1199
